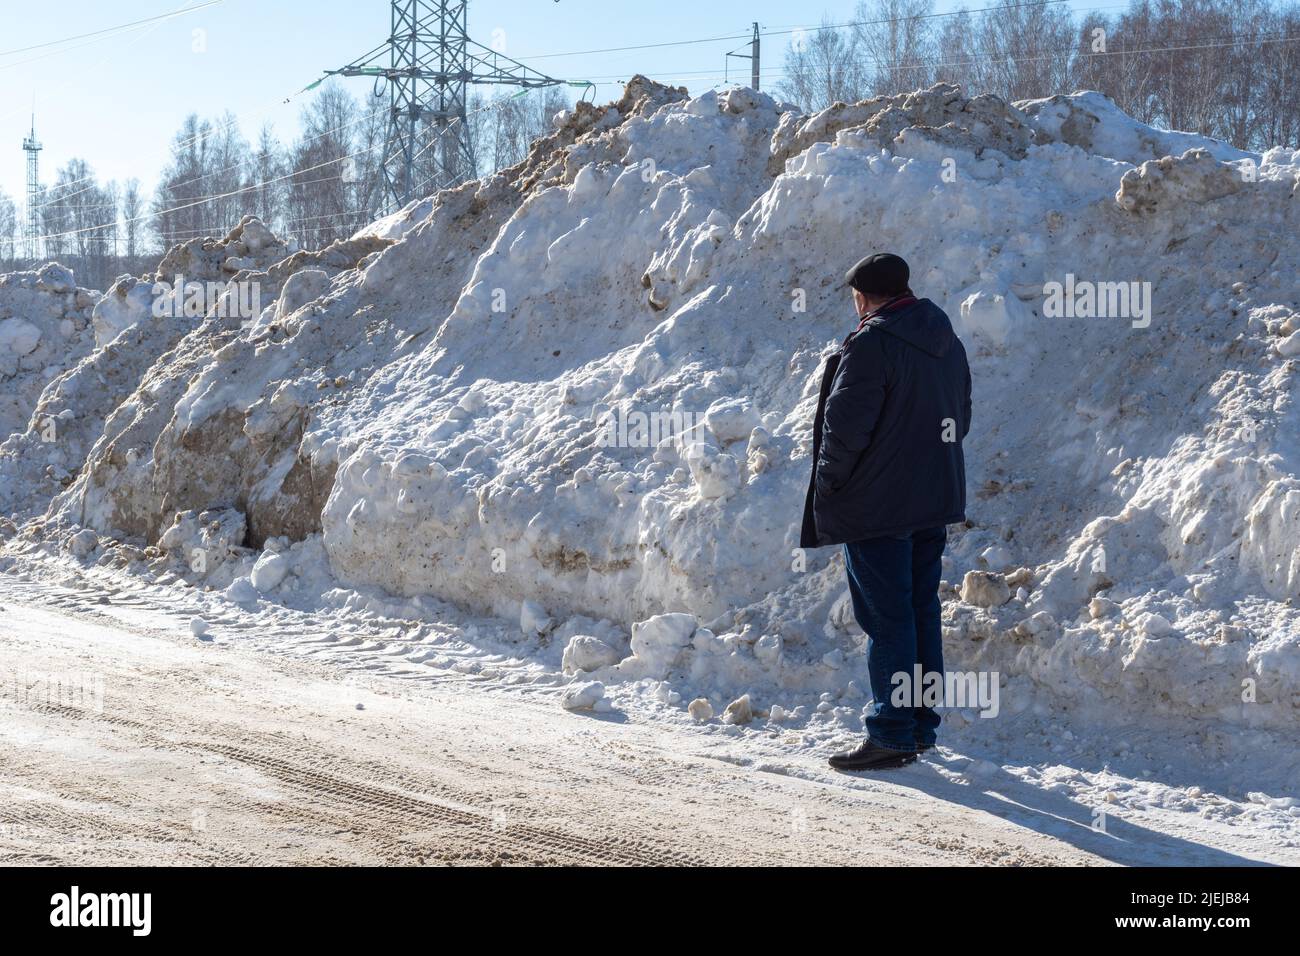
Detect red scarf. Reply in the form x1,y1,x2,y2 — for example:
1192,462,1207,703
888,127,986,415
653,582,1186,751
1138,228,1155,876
845,293,917,345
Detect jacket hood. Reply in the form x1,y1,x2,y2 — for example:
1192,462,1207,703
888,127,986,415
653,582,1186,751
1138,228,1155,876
865,298,955,358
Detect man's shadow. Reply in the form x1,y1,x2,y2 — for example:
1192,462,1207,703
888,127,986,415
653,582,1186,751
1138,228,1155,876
883,756,1271,866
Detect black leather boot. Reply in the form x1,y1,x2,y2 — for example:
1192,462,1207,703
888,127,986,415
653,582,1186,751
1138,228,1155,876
828,739,917,771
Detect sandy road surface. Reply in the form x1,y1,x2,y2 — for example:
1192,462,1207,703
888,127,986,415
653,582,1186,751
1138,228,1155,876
0,589,1121,867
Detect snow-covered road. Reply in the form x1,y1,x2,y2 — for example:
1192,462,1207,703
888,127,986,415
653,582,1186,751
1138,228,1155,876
0,577,1286,866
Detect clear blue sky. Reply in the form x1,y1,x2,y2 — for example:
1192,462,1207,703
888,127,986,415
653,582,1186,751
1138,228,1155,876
0,0,1107,204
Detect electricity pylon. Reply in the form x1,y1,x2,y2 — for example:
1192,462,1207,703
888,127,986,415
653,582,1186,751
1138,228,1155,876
328,1,568,216
22,114,41,261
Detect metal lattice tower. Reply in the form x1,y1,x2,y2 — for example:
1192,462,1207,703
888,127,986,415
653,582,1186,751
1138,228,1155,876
328,1,567,216
22,114,42,261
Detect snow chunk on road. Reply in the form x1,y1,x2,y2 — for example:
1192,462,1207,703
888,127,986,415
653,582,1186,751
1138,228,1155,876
561,680,605,711
722,694,754,725
520,600,553,637
250,551,290,593
562,635,621,674
623,613,697,679
67,529,98,558
688,697,713,722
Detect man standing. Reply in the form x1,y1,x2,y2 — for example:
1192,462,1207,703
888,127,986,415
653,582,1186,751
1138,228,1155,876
800,253,972,771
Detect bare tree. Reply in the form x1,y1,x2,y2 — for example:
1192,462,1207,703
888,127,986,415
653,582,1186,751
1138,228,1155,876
286,82,359,249
778,19,869,111
1151,0,1233,136
204,112,249,236
854,0,936,95
246,124,286,230
1255,4,1300,148
486,86,570,170
1069,2,1163,124
934,8,978,91
153,114,215,248
0,191,16,267
972,0,1075,102
349,92,387,220
121,178,143,259
1217,0,1271,147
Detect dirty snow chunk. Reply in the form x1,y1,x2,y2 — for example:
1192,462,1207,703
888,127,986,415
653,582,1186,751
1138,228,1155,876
34,262,75,293
561,680,605,711
958,289,1024,346
704,397,761,445
68,529,98,557
688,697,714,722
91,275,155,346
722,694,753,725
225,577,260,605
754,633,783,666
961,570,1011,608
1089,596,1119,619
653,681,681,705
1247,792,1299,809
240,218,278,253
625,612,697,678
562,634,621,674
520,599,553,636
1277,330,1300,357
683,443,741,499
1015,611,1057,639
1138,612,1174,636
250,551,290,593
0,318,42,357
980,544,1013,570
1115,148,1244,214
274,269,331,324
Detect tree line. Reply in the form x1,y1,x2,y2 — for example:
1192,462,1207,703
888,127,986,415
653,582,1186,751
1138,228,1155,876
0,82,569,289
781,0,1300,150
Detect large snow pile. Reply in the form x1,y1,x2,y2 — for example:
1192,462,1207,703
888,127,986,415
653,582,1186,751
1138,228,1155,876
4,79,1300,744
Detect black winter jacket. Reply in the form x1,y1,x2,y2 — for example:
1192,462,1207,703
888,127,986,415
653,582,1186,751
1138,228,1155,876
800,297,971,548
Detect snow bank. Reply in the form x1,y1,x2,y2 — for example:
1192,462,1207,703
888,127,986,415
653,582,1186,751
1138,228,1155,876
5,79,1299,741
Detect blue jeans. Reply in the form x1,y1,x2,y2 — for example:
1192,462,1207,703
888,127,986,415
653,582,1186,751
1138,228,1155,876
843,526,947,751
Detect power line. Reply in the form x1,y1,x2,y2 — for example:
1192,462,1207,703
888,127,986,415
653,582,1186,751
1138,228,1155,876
560,28,1300,89
517,0,1079,61
0,0,224,58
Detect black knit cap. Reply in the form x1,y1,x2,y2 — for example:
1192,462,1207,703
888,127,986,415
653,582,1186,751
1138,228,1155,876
844,253,910,296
